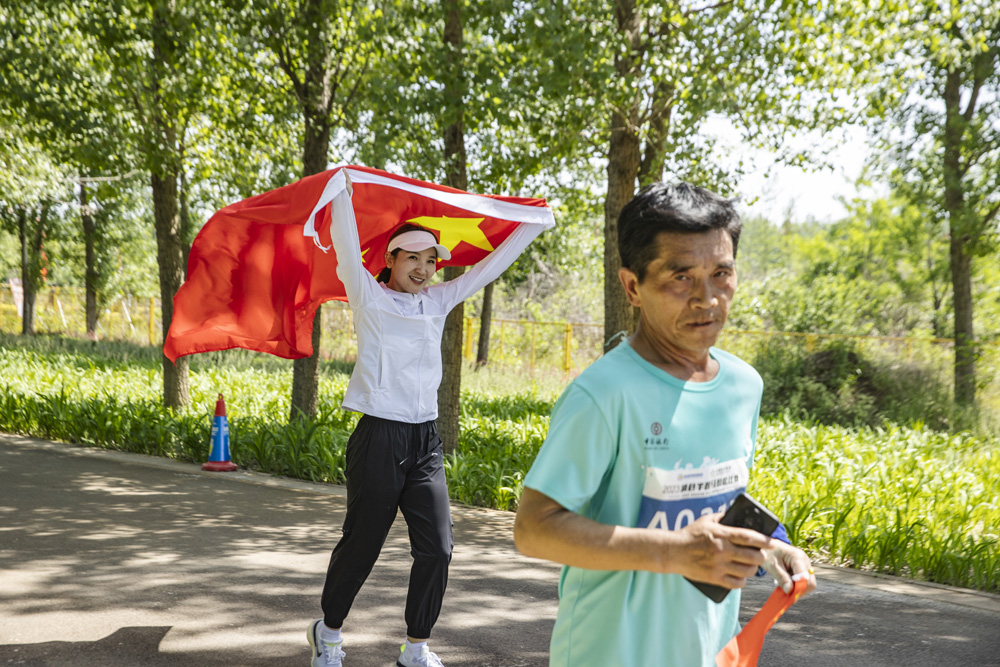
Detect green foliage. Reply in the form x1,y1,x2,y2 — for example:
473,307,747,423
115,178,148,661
751,418,1000,593
0,229,17,280
857,1,1000,407
753,338,955,431
355,1,578,189
464,190,605,324
0,110,73,209
732,271,895,336
448,392,552,511
731,195,998,342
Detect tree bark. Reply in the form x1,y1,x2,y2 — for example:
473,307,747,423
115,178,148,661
438,0,468,454
151,169,190,410
17,207,35,336
80,180,98,340
179,165,191,271
475,281,494,368
638,81,673,188
942,67,976,410
439,267,466,455
604,111,641,351
927,235,945,339
151,0,190,411
289,0,334,423
948,233,975,409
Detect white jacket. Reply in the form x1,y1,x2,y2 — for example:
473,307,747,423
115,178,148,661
326,171,552,423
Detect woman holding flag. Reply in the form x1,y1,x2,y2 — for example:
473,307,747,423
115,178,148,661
308,170,551,667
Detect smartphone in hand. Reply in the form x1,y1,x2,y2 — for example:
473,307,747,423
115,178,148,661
685,492,780,603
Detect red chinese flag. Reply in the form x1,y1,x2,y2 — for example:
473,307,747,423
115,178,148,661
163,165,554,362
715,578,808,667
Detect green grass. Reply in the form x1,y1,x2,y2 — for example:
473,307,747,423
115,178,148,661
749,417,1000,592
1,332,998,593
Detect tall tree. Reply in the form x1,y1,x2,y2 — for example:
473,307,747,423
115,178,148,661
437,0,469,453
356,0,593,448
867,0,1000,410
78,175,152,338
526,1,856,352
146,0,192,409
17,203,50,335
0,2,136,341
0,106,71,335
30,0,235,409
235,0,384,421
79,180,98,339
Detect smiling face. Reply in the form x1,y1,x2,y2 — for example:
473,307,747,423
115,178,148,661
384,247,438,294
618,228,737,372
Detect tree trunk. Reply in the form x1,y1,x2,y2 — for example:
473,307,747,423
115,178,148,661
638,81,673,188
439,267,466,454
948,234,976,409
288,107,332,425
438,0,468,454
927,235,945,339
17,207,35,336
942,67,976,410
152,170,190,410
80,180,98,340
475,281,494,368
604,106,641,352
289,0,334,423
179,166,191,271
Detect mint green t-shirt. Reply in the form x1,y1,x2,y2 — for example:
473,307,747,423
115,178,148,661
524,341,764,667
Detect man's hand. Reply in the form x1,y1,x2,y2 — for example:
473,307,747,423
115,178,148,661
763,540,817,596
673,512,771,590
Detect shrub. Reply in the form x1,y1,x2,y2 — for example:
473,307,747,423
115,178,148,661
754,338,954,430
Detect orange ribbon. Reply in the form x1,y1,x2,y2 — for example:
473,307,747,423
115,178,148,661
715,578,808,667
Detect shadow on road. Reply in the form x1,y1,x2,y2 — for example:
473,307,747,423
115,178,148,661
0,441,555,666
2,437,999,667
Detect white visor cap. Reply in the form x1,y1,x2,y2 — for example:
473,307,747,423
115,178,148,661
387,230,451,260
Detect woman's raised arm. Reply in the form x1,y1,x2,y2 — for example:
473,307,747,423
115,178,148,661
433,221,547,308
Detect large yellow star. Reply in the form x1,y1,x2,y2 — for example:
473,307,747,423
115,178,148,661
407,216,493,253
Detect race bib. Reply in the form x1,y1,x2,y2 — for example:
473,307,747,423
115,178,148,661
637,458,748,531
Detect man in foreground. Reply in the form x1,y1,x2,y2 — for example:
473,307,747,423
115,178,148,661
513,182,817,666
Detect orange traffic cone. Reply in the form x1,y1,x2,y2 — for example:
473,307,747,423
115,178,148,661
202,393,237,472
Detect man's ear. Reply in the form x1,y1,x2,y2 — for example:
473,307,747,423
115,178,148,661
618,267,642,308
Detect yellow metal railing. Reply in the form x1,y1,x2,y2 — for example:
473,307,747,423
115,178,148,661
0,285,163,346
3,286,997,380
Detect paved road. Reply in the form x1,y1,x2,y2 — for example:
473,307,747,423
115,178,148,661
2,433,998,666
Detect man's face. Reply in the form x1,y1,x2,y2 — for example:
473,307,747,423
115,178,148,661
618,228,737,360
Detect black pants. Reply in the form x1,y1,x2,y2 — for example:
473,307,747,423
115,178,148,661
321,415,453,639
